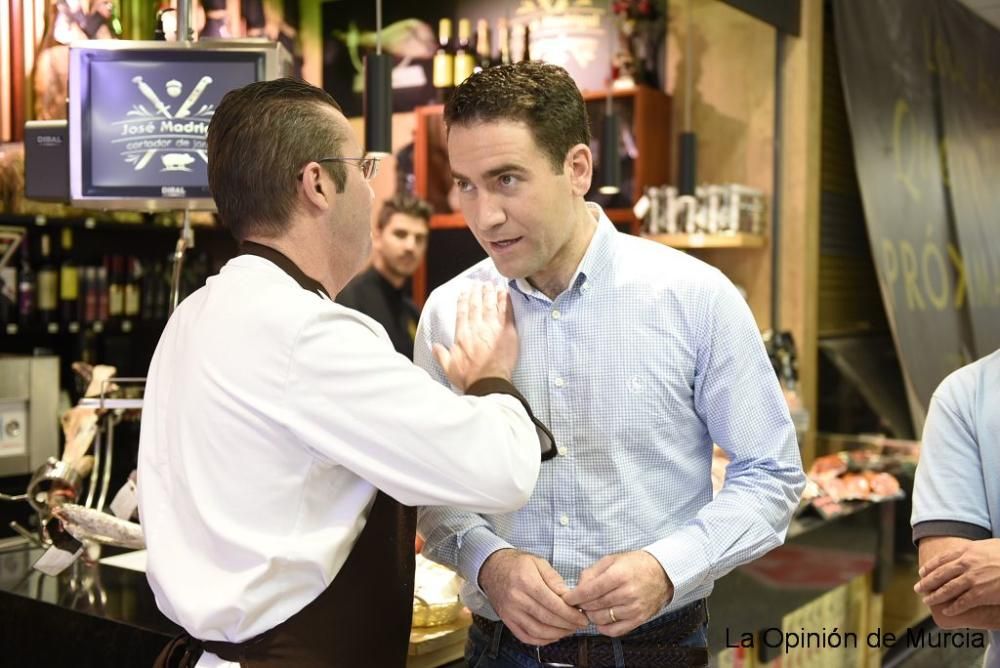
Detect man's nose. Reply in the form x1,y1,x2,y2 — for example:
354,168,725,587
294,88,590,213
474,192,506,231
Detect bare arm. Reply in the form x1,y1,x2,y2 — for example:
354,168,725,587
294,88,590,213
917,537,1000,630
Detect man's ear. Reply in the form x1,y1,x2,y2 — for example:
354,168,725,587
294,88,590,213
300,162,333,210
565,143,593,196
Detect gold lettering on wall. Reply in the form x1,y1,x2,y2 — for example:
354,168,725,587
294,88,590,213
879,238,1000,313
892,98,953,203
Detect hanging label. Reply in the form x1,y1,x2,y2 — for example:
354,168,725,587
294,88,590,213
33,525,84,576
110,476,139,520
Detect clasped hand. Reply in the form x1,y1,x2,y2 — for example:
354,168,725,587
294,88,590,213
915,538,1000,615
480,549,673,645
563,550,674,637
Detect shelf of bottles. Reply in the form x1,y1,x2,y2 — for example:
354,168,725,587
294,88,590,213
642,232,767,249
432,15,527,101
0,216,235,360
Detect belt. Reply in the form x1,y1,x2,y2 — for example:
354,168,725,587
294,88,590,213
472,600,709,667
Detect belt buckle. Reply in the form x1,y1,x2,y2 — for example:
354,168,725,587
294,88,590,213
534,645,574,667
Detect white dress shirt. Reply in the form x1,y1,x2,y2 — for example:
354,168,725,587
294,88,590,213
137,254,541,667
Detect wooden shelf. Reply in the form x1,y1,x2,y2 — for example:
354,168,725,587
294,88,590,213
429,213,467,230
581,85,646,102
2,318,167,338
430,210,640,232
642,232,767,249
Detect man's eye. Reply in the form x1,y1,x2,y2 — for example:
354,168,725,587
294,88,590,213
499,174,519,187
456,179,474,193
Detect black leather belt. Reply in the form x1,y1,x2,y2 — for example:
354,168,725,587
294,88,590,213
472,599,709,667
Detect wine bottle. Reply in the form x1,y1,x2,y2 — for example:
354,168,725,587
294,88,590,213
59,227,81,326
36,233,59,327
83,266,98,323
0,260,15,327
498,18,512,66
475,19,492,73
124,257,141,318
17,243,35,327
453,19,476,86
108,255,124,319
96,264,109,322
432,18,455,101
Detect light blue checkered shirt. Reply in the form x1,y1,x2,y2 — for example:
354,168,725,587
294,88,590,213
415,205,806,624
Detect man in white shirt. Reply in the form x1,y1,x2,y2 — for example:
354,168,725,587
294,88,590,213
138,77,553,668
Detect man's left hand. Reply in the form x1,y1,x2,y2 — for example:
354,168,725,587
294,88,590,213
915,538,1000,614
562,550,674,637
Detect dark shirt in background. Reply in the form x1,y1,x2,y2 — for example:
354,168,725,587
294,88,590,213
336,266,419,359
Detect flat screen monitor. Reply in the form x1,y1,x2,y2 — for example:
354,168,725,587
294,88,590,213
69,40,290,211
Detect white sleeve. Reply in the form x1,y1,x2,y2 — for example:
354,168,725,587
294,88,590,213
281,309,541,514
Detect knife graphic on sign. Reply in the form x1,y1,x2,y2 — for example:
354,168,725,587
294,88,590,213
174,76,213,118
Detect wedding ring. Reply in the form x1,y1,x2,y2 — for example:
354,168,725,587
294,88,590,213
609,607,617,623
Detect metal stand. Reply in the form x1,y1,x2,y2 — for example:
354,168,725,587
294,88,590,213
1,378,145,552
79,378,145,512
169,210,195,314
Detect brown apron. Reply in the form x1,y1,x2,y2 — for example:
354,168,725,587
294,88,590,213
154,490,417,667
154,243,417,666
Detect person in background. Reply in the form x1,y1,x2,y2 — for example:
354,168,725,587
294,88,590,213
337,193,432,358
414,61,806,668
912,348,1000,667
139,77,554,668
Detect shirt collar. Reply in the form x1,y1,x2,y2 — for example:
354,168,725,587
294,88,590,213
511,203,617,300
239,241,331,300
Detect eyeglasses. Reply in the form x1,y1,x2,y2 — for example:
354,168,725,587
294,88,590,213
315,156,380,181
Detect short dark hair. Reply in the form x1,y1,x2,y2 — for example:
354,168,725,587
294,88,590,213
376,193,433,230
444,62,591,173
207,78,348,240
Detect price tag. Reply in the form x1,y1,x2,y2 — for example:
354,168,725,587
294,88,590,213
110,477,138,520
33,524,84,576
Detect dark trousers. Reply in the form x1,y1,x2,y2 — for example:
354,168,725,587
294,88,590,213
465,599,709,668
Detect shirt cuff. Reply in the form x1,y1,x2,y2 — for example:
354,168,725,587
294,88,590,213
456,525,515,595
912,520,992,545
644,526,711,603
465,377,556,460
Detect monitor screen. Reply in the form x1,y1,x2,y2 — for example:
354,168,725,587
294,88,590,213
69,41,288,210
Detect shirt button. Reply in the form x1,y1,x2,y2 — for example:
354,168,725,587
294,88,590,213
554,377,565,388
559,514,570,527
558,446,569,456
551,309,561,320
580,282,589,294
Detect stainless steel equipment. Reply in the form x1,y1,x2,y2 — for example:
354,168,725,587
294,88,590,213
0,356,60,478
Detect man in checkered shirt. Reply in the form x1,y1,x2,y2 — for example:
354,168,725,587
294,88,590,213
415,61,806,668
